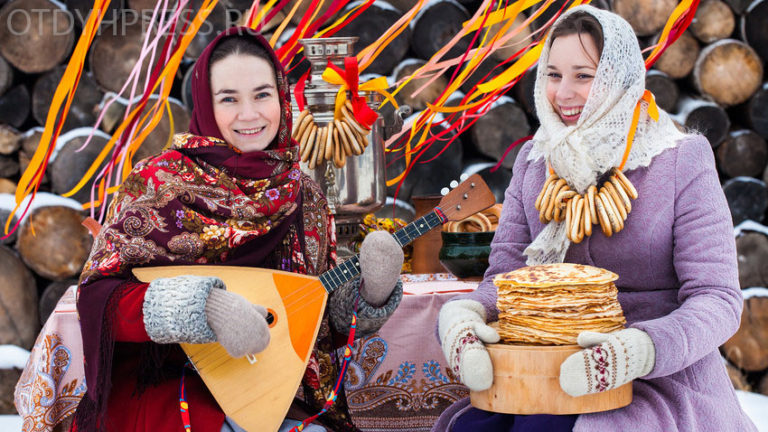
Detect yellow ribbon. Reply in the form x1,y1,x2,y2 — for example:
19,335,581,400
321,67,398,120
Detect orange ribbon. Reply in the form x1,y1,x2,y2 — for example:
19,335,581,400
619,89,658,170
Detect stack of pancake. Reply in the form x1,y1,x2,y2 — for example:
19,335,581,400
494,263,626,345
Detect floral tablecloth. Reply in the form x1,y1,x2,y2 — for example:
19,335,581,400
344,276,478,431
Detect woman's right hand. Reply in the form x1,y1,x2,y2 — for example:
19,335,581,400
142,275,270,358
438,299,499,391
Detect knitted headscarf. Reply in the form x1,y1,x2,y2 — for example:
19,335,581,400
524,5,688,264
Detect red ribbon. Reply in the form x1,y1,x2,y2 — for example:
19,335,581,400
326,57,379,129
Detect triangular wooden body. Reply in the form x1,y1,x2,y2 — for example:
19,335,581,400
133,265,327,432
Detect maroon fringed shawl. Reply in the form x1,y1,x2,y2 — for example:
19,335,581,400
75,28,357,432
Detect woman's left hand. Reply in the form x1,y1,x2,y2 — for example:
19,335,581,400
358,230,404,306
559,328,656,396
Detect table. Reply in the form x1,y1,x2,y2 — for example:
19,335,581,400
345,275,477,431
15,276,477,432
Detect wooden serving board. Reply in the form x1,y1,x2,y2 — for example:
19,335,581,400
470,343,633,415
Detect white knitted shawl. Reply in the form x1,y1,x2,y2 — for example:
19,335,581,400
524,5,689,265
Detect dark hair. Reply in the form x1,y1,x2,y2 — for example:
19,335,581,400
550,11,604,62
209,35,275,73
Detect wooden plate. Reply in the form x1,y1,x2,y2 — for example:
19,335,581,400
469,343,633,414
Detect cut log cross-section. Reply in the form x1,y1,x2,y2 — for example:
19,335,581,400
748,84,768,141
722,295,768,373
393,59,449,112
32,66,103,131
0,85,30,128
653,31,700,79
645,70,679,113
17,205,93,281
410,0,471,60
469,96,530,169
716,130,768,179
675,96,730,147
0,244,39,349
612,0,678,36
690,0,735,43
735,231,768,288
722,177,768,226
741,0,768,64
335,1,410,75
693,39,763,107
0,0,75,73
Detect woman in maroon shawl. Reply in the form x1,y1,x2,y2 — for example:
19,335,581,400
74,27,403,432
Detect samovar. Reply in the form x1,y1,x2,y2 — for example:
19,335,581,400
292,37,386,258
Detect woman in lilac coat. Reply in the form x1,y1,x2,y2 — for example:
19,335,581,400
434,6,757,432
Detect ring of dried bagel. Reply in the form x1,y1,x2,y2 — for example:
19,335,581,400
536,174,558,210
554,189,576,223
457,213,492,232
443,204,504,232
484,204,503,224
536,167,639,241
601,183,624,220
571,196,584,243
294,107,373,170
612,168,638,200
583,193,592,237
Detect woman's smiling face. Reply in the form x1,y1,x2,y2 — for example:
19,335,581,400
211,54,281,152
545,32,600,126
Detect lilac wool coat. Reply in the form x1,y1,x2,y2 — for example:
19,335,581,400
433,135,757,432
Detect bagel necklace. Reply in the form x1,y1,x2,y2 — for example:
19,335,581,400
535,166,637,243
292,100,371,170
535,90,658,243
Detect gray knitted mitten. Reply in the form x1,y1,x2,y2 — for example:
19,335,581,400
205,288,270,358
359,230,404,306
329,277,403,338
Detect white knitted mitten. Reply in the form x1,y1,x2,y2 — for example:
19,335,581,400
438,299,500,391
559,328,655,397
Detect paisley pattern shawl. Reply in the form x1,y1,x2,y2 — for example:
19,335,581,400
79,133,303,283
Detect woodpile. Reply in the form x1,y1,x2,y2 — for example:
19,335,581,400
723,291,768,384
0,244,38,349
0,0,194,403
725,227,768,398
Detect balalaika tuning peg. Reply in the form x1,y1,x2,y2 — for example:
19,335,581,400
450,180,459,189
460,173,469,182
441,187,450,196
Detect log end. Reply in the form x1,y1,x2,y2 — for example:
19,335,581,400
694,40,764,107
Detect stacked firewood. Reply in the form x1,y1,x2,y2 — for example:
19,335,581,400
0,0,767,413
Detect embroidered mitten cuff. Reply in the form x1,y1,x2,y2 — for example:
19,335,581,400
143,275,220,344
559,328,656,397
438,299,500,391
359,230,404,306
329,277,403,338
205,288,271,358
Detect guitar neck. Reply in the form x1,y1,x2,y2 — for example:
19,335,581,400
318,210,446,293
